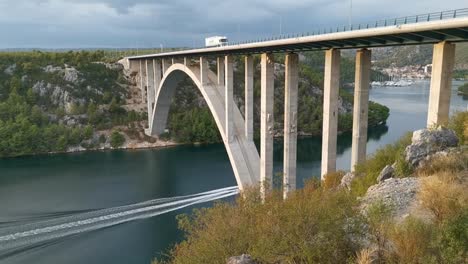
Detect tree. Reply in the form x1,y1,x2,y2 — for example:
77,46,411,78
110,131,125,148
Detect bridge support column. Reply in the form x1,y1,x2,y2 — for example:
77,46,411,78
261,53,275,198
427,41,456,127
139,60,147,103
283,53,299,199
351,49,371,171
153,59,162,96
218,57,225,86
200,57,209,86
225,55,234,143
162,58,170,75
321,49,340,180
245,55,254,142
146,60,155,126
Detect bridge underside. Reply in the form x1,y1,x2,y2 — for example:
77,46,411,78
124,12,468,198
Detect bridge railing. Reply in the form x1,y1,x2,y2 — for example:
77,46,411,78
226,8,468,46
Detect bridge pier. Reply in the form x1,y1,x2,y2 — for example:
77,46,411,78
225,55,234,143
162,58,170,75
245,55,254,142
200,56,209,86
146,60,155,125
351,49,371,171
260,53,275,198
139,60,147,103
321,49,341,180
427,41,456,127
218,57,225,86
283,53,299,198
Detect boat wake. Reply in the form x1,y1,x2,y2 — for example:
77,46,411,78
0,186,238,256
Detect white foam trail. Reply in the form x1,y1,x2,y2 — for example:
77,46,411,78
0,187,238,252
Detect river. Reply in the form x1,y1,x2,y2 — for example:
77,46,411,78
0,80,466,264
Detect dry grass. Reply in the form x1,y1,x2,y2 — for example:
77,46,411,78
415,149,468,177
322,170,345,190
418,171,468,223
387,216,434,263
355,248,376,264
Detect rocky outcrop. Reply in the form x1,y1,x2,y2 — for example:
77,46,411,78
4,64,16,75
360,177,421,220
376,164,395,183
226,254,256,264
405,127,458,167
340,172,355,190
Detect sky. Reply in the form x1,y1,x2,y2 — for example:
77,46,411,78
0,0,466,49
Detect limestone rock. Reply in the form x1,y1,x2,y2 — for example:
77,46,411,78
361,177,420,220
4,64,16,75
405,127,458,167
377,165,394,182
227,254,256,264
340,172,355,190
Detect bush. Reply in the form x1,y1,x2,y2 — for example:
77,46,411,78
387,216,435,263
351,132,412,196
418,171,467,223
109,131,125,148
157,182,363,264
449,111,468,145
322,170,345,190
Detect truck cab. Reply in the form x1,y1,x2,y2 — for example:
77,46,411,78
205,36,228,47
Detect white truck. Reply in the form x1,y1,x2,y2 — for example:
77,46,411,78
205,36,228,47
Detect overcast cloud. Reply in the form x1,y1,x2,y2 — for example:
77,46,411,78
0,0,466,48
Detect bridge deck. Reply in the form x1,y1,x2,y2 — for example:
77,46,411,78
128,8,468,60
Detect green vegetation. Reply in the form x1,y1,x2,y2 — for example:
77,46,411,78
154,113,468,264
109,131,126,148
0,50,144,157
457,82,468,95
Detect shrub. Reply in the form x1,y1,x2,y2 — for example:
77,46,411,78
437,209,468,263
322,170,345,190
448,111,468,145
109,131,125,148
387,216,435,263
418,172,468,223
157,182,363,264
416,150,468,176
351,132,412,196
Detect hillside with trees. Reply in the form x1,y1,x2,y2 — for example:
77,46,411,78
0,50,390,158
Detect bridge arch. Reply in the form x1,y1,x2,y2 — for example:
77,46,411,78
148,63,260,190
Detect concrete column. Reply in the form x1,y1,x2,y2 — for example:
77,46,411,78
225,55,234,143
321,49,340,180
283,53,299,199
217,57,225,86
245,55,254,141
162,58,170,75
200,57,209,86
139,60,147,103
184,57,188,66
260,53,275,198
427,41,456,127
146,60,155,125
153,59,162,97
351,49,371,171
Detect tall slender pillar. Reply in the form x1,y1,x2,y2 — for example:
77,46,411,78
283,53,299,199
146,60,155,125
217,57,225,86
245,55,254,141
351,49,371,171
153,59,162,97
261,53,275,198
200,57,209,86
139,60,147,103
321,49,340,180
427,41,456,127
162,58,170,75
225,55,234,143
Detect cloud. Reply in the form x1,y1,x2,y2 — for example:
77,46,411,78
0,0,466,48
